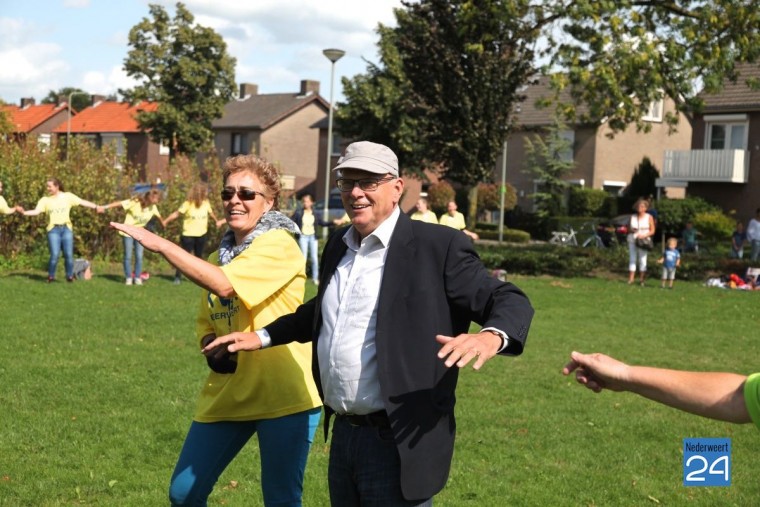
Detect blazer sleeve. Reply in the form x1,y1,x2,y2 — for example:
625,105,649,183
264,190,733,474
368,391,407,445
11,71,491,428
443,230,533,355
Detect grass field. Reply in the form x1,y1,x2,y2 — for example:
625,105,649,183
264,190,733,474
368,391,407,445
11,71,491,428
2,266,759,506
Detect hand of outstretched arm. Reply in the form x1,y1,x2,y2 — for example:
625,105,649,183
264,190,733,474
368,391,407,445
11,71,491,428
563,351,750,423
109,221,234,296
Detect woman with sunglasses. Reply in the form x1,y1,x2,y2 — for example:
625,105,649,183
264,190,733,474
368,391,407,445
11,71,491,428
110,155,321,507
100,188,164,285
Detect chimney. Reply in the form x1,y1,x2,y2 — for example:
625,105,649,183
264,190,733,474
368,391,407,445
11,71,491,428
299,80,320,96
57,95,68,106
20,97,35,108
91,94,106,105
239,83,258,99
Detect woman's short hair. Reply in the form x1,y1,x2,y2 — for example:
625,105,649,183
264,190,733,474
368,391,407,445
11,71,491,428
223,155,281,211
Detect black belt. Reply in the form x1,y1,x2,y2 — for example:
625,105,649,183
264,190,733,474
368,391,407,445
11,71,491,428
335,410,390,428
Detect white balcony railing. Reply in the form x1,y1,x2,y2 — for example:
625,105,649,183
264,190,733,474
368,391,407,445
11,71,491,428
662,149,748,183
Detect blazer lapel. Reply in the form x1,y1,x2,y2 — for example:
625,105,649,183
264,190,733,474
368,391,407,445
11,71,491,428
376,213,416,329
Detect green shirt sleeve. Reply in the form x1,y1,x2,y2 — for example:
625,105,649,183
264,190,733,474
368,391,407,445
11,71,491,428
743,373,760,430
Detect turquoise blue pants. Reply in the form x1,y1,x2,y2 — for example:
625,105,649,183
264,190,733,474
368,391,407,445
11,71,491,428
169,407,321,506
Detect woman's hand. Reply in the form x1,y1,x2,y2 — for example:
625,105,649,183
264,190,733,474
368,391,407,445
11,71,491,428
109,222,164,252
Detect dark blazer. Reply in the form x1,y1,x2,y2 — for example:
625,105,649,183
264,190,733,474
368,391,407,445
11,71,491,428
266,212,533,500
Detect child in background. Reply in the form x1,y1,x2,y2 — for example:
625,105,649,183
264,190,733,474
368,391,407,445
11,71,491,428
731,221,747,259
658,237,681,289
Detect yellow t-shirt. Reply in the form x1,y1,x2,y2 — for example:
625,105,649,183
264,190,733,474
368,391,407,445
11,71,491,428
118,199,161,237
0,196,13,215
301,210,316,236
744,372,760,430
178,200,212,237
34,192,82,231
194,229,321,422
439,211,466,230
411,210,438,224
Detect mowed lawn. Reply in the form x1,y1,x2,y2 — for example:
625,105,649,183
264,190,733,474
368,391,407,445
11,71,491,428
2,269,759,506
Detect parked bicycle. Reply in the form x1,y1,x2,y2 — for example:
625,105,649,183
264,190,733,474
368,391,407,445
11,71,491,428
581,221,618,249
549,225,578,246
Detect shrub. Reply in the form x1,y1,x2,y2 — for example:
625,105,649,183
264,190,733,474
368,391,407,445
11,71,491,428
477,181,516,215
474,227,531,242
427,180,455,216
568,187,608,216
692,210,735,241
656,197,721,237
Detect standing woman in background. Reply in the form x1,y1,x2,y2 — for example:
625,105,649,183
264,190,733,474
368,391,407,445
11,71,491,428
627,197,656,286
163,183,223,284
100,189,163,285
290,193,331,285
21,177,99,282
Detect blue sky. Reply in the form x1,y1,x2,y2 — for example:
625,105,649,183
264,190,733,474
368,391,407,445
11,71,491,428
0,0,403,105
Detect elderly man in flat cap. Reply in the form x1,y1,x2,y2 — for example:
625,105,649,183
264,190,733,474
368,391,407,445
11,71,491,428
204,141,534,506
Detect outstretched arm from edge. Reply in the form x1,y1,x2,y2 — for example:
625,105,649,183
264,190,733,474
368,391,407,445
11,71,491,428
563,351,751,424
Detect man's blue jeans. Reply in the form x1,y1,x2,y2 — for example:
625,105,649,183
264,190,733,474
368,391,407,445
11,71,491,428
47,225,74,279
751,240,760,261
123,235,144,280
328,417,433,507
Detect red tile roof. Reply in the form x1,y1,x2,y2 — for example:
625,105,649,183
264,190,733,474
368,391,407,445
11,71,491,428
1,103,67,133
52,101,159,134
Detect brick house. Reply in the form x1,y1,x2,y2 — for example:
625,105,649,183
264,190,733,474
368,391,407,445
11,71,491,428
2,98,69,148
51,97,169,182
496,76,692,212
661,62,760,223
212,81,330,202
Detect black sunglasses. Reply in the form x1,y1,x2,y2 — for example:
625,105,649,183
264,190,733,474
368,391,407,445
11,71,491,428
221,187,266,201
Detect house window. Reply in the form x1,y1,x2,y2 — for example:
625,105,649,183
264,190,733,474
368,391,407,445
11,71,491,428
331,134,343,156
558,130,574,163
159,140,170,155
231,133,246,155
643,99,663,122
708,123,746,150
704,114,748,150
37,133,51,152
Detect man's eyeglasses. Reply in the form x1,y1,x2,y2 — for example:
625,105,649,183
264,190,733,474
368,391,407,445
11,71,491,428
336,176,396,192
221,187,266,201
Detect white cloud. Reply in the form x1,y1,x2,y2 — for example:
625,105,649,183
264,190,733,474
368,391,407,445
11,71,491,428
82,66,140,98
63,0,91,7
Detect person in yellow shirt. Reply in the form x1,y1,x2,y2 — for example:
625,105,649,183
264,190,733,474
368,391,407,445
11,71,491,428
110,154,321,507
163,183,223,284
291,193,331,285
439,200,479,241
21,177,99,282
410,197,438,224
101,189,164,285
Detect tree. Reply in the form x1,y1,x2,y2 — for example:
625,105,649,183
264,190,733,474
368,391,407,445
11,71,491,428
524,118,575,218
624,157,660,201
41,87,90,111
543,1,760,133
392,0,536,226
339,0,760,223
336,26,427,177
121,2,236,157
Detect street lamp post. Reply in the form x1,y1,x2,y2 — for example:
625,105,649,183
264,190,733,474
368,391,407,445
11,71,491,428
498,138,508,244
66,91,90,161
322,48,345,238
